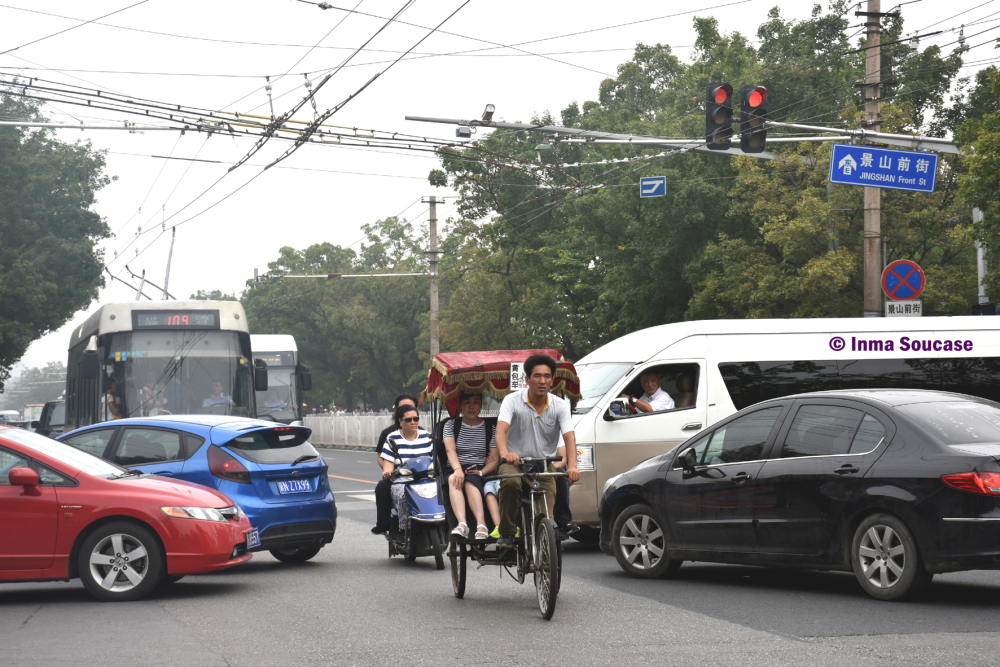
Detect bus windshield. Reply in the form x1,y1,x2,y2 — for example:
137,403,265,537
105,330,254,418
256,366,299,423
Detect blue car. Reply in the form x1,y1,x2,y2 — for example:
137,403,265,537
58,416,336,562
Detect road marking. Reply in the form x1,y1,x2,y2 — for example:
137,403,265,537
328,474,378,485
348,494,376,502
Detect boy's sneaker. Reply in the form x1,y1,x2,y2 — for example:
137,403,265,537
496,535,516,549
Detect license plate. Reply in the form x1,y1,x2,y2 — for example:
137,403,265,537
276,478,311,494
246,527,260,550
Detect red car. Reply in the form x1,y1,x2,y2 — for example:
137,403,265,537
0,426,253,601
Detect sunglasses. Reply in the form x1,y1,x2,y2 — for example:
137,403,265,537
401,416,420,423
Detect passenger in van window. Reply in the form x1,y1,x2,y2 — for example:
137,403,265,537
671,372,695,408
620,369,675,413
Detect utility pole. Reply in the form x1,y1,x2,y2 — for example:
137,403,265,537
863,0,882,317
424,196,440,357
974,207,987,305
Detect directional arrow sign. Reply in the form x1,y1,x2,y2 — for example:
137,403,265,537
829,144,938,193
639,176,666,198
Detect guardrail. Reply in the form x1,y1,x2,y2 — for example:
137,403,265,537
304,409,502,449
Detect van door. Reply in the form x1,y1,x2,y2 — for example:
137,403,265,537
593,359,708,502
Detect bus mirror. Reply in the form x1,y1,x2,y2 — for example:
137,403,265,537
299,366,312,391
254,359,268,392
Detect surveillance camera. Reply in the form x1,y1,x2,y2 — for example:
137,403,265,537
482,104,495,122
456,126,472,139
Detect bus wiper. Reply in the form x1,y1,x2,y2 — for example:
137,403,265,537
292,454,320,465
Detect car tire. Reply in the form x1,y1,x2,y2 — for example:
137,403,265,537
269,545,322,563
78,521,164,602
851,513,932,601
612,504,681,579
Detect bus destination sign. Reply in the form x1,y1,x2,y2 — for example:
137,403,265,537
131,310,220,330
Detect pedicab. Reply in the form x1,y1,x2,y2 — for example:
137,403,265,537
421,350,581,619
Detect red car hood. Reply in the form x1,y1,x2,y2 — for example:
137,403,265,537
110,475,236,508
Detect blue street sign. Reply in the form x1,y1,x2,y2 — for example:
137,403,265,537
829,144,938,193
639,176,666,198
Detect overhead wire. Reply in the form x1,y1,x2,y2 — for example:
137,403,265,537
0,0,150,58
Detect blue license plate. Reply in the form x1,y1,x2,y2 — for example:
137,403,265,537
276,478,311,494
246,527,260,549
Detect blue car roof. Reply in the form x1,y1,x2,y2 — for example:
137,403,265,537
59,415,311,445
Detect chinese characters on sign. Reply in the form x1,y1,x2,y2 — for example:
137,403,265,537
509,362,529,390
885,300,923,317
829,144,938,194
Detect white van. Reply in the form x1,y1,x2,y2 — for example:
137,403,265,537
569,316,1000,529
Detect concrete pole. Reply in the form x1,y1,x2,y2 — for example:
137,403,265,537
863,0,882,317
975,207,988,304
428,196,440,357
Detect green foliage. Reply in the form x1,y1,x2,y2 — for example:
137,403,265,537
433,4,976,349
190,289,238,301
957,59,1000,297
242,217,429,408
0,95,112,392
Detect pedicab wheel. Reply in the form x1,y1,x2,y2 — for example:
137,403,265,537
533,516,559,620
429,526,445,570
554,539,563,596
450,540,467,599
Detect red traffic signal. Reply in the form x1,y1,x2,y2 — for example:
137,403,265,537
705,82,734,150
740,85,768,153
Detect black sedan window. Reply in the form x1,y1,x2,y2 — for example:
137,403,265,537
897,401,1000,445
781,405,866,458
701,407,782,465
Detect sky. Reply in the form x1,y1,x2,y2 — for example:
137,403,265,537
1,0,997,375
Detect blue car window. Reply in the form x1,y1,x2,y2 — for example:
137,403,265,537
115,429,183,466
62,429,115,458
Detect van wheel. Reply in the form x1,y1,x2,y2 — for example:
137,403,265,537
612,504,681,579
851,513,932,601
79,521,163,602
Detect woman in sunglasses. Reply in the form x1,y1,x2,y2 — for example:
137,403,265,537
379,404,435,531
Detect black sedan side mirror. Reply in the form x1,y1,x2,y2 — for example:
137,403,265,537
679,447,698,475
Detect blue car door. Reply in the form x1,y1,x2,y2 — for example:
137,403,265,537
111,427,187,478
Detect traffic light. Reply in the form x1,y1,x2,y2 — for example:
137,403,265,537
705,82,733,150
740,85,768,153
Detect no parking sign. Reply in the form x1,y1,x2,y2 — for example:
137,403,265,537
881,260,925,301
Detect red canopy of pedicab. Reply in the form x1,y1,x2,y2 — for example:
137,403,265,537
421,349,581,418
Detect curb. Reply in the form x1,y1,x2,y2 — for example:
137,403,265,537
315,444,376,452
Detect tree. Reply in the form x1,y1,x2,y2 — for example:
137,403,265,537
957,62,1000,297
0,362,66,410
190,289,238,301
242,217,430,408
0,95,112,392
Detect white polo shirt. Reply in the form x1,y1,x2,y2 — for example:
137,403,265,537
640,387,675,412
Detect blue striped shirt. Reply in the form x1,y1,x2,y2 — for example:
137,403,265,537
380,428,434,466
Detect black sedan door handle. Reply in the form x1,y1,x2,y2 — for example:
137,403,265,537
732,472,753,484
834,464,859,475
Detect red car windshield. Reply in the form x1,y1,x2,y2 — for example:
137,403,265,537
1,428,124,477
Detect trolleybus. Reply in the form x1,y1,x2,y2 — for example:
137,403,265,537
251,334,312,425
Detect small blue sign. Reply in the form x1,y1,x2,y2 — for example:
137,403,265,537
829,144,938,193
639,176,666,198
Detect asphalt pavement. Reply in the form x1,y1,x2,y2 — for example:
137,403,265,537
3,448,1000,666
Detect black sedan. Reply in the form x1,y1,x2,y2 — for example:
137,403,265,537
599,389,1000,601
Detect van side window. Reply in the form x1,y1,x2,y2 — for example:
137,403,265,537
619,364,699,414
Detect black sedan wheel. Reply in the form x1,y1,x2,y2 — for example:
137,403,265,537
851,513,932,601
612,504,682,579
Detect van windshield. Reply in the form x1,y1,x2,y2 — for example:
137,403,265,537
573,363,633,414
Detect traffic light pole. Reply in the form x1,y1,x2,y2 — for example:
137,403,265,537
863,0,883,318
